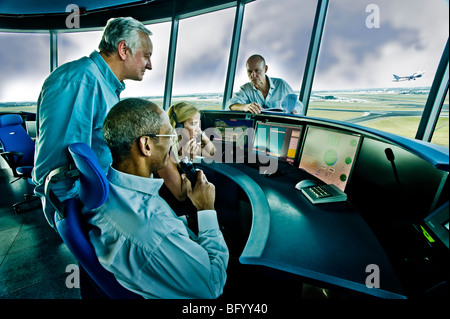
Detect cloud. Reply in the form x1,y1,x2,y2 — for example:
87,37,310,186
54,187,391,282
313,0,449,90
170,7,235,94
233,0,318,91
58,31,103,65
0,33,50,102
0,0,448,102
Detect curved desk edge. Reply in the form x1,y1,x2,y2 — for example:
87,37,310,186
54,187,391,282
202,111,449,171
299,114,449,171
198,161,408,299
197,162,270,260
339,120,449,171
239,257,407,299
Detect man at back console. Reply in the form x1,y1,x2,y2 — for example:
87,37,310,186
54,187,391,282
227,54,301,114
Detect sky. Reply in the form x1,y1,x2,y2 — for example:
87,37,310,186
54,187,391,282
0,0,448,102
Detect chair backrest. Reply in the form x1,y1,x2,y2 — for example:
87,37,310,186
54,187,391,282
56,142,141,299
0,114,35,167
68,143,109,210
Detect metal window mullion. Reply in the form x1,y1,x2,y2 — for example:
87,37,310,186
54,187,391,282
222,0,245,109
298,0,329,115
415,39,449,142
163,16,179,111
50,30,58,72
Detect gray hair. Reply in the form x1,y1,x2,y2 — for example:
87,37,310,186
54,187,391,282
99,17,152,56
103,98,162,163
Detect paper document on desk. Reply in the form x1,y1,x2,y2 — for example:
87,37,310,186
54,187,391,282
261,108,285,113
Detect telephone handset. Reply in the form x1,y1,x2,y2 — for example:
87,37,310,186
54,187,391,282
179,156,197,188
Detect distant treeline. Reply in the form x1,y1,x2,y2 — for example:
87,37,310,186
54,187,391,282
0,101,36,108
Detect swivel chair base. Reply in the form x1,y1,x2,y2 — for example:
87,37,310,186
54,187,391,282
13,194,41,214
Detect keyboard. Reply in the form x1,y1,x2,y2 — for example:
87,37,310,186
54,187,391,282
301,184,347,204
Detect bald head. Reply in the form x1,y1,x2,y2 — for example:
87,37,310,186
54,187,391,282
246,54,268,87
247,54,266,67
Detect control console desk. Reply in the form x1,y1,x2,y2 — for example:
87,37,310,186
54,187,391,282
197,160,406,299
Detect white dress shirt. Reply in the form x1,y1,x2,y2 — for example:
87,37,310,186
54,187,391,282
226,75,294,110
84,166,229,299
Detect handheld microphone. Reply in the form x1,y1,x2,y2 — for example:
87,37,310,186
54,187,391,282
385,147,403,194
179,156,197,188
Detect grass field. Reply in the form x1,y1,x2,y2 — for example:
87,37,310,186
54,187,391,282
1,89,448,147
307,89,449,147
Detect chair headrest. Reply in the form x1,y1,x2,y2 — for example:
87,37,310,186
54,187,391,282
0,114,23,127
68,143,109,210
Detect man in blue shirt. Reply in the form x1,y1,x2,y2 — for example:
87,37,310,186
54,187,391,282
33,17,153,229
82,98,229,298
227,54,300,114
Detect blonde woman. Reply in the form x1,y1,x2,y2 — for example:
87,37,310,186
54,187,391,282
157,102,215,202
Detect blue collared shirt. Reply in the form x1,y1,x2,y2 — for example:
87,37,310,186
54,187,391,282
33,51,125,228
82,166,229,299
226,75,294,110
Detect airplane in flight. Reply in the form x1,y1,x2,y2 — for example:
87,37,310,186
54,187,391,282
393,70,425,81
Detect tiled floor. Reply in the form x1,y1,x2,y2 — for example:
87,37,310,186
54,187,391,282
0,169,79,299
0,168,338,301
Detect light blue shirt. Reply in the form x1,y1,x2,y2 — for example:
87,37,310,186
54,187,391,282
33,51,125,228
226,75,294,110
83,166,229,299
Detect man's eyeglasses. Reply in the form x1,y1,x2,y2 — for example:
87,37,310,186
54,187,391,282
143,133,178,144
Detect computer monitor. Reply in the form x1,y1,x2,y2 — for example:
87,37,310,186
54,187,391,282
252,121,302,164
214,118,254,150
298,126,361,191
424,201,449,249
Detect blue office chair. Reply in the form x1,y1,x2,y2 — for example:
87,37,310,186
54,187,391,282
0,113,39,213
45,142,142,299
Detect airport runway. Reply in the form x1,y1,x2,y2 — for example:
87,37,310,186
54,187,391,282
309,108,449,124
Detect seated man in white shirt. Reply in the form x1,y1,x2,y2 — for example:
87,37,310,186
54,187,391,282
227,54,300,114
84,97,229,299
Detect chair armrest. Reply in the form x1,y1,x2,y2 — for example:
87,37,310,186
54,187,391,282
44,165,80,220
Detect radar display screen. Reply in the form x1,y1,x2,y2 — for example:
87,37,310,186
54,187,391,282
298,126,361,191
214,118,254,149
